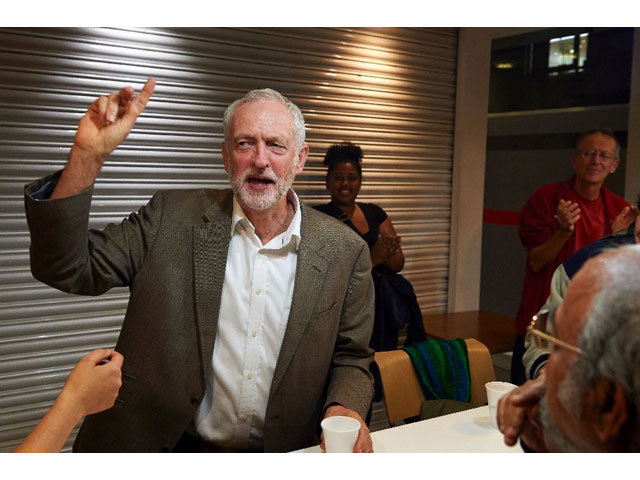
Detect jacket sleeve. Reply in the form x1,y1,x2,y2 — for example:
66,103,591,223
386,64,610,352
24,172,164,296
523,264,569,379
323,240,375,419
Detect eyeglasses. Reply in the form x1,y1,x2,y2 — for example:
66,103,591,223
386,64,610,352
527,309,582,354
579,150,617,162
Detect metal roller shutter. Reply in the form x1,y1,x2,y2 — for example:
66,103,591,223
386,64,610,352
0,27,458,451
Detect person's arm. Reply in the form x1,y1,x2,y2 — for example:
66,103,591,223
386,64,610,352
370,217,404,272
527,199,579,272
323,241,375,452
14,349,123,453
24,78,161,296
25,184,167,296
52,78,156,200
523,265,569,379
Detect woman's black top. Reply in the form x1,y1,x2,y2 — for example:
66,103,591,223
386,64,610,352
314,200,425,355
313,201,387,252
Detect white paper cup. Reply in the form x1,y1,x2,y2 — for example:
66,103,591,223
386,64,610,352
321,415,360,453
485,381,517,428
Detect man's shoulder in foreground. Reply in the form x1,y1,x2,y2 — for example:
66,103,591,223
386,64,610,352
563,228,635,279
301,202,368,251
155,186,232,205
148,187,234,220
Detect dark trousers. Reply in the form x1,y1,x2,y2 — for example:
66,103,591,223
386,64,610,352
510,334,526,386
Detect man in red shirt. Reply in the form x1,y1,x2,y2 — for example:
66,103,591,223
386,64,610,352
511,128,637,385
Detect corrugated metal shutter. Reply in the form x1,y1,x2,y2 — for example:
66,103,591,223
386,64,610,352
0,27,457,451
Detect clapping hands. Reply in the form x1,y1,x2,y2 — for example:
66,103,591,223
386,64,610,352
611,204,639,233
371,234,401,266
554,199,581,233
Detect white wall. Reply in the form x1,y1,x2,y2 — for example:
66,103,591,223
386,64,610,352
447,28,492,312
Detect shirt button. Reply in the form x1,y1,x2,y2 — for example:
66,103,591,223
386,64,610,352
247,373,253,380
252,331,257,338
256,288,262,295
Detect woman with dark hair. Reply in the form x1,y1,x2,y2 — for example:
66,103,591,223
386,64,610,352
314,142,404,273
315,142,425,356
315,142,426,411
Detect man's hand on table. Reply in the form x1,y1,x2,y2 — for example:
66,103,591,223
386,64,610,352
322,405,373,453
497,373,547,452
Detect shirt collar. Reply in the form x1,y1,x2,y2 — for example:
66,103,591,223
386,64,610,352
231,189,302,249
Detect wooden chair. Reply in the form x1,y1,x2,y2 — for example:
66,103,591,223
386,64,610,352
374,338,496,425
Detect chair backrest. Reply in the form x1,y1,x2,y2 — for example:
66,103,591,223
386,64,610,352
374,338,496,424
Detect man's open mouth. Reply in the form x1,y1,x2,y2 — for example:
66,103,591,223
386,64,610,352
245,175,276,189
247,176,275,184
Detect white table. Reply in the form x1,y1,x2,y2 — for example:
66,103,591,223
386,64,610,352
294,406,523,453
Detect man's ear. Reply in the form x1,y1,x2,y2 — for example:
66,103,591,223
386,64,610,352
590,378,628,443
295,143,309,175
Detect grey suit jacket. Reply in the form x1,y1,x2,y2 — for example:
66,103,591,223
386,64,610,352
24,172,374,452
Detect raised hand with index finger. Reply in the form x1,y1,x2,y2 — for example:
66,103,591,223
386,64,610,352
52,77,156,199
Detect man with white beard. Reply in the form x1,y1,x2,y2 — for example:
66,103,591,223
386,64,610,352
497,244,640,452
25,79,375,453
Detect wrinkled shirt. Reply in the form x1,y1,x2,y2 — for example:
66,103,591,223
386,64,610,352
195,190,301,451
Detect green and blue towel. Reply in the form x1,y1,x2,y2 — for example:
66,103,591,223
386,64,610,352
403,338,471,402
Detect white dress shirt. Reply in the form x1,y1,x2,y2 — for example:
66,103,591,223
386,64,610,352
194,190,301,451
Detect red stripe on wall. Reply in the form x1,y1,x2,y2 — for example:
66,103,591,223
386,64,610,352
483,209,521,226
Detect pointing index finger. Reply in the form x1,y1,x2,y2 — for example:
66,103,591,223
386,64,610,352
121,77,156,124
137,77,156,107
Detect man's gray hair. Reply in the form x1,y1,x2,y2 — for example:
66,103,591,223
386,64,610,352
223,88,306,153
571,244,640,450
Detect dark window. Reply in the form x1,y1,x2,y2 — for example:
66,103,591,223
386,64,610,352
489,28,632,113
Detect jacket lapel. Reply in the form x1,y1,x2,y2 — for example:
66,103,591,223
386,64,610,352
193,191,232,378
269,204,329,398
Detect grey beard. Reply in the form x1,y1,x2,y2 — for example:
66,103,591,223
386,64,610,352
230,167,295,212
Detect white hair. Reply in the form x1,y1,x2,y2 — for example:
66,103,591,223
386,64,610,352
569,244,640,450
223,88,306,154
